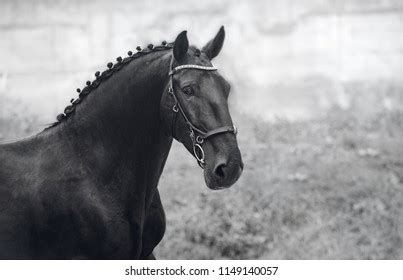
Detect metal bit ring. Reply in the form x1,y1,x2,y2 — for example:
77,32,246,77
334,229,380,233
193,144,205,167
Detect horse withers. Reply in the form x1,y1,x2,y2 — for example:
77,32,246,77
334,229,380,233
0,26,243,259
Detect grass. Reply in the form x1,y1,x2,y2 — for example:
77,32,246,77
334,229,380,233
1,82,403,259
156,105,403,259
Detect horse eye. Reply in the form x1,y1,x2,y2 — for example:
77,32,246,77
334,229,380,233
182,86,193,95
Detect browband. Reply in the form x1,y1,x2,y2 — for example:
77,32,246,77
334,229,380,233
169,64,217,76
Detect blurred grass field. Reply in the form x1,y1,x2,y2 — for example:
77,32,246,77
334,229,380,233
156,81,403,259
1,81,403,259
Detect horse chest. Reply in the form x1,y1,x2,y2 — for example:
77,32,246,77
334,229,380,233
95,205,165,259
74,195,165,259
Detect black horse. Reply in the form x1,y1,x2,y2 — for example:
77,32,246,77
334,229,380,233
0,27,243,259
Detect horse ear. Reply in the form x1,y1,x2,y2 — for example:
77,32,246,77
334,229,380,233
202,26,225,60
173,30,189,61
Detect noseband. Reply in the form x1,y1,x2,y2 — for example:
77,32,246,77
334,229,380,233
167,56,237,169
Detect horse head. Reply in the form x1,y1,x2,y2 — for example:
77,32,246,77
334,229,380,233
161,27,243,190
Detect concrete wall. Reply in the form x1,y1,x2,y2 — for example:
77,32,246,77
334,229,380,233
1,0,402,125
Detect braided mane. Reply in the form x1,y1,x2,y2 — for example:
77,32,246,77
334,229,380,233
46,41,174,129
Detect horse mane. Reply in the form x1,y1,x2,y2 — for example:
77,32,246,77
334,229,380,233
45,41,174,130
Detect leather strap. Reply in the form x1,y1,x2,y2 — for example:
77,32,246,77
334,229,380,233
202,126,237,139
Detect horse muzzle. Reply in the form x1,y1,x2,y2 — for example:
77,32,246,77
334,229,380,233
204,149,244,190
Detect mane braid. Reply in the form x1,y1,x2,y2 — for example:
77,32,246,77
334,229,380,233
45,41,174,130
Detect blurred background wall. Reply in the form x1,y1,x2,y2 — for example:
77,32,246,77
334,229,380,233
1,0,403,130
1,0,403,259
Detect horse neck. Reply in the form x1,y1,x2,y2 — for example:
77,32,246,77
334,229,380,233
48,50,173,196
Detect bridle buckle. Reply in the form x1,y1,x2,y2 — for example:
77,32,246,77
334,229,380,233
196,135,204,144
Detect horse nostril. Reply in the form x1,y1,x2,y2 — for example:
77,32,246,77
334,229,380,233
214,163,227,179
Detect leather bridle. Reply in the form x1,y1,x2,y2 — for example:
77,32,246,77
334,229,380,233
167,55,237,169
